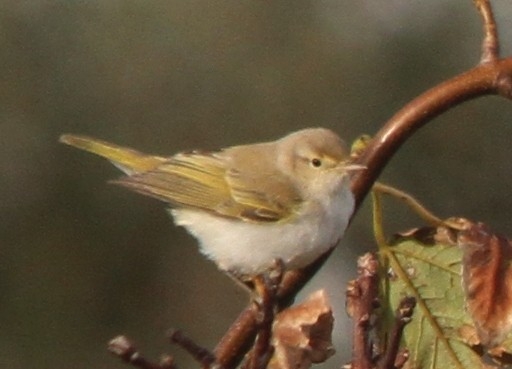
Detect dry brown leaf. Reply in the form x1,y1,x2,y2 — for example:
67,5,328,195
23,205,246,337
268,290,334,369
457,220,512,348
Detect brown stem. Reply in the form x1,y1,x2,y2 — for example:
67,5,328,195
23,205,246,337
214,306,260,368
376,297,416,369
168,330,217,369
348,253,380,369
108,335,176,369
474,0,500,63
393,350,410,369
243,262,283,369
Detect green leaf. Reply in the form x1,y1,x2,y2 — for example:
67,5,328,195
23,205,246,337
380,233,484,369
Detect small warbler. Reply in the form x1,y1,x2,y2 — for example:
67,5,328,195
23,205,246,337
60,128,363,280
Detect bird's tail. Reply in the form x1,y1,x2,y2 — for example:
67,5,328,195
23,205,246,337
59,134,166,175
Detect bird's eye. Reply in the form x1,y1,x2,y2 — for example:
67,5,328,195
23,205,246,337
311,158,322,168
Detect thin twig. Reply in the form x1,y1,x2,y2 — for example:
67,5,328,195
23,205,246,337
214,305,259,368
372,182,465,230
168,329,218,369
247,278,274,369
474,0,500,63
243,263,283,369
241,261,283,369
377,297,416,369
393,350,410,369
108,335,176,369
373,182,446,227
347,253,380,369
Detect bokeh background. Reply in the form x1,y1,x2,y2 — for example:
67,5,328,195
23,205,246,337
2,1,512,368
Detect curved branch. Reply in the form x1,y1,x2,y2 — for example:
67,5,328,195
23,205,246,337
213,6,512,369
215,57,512,369
350,58,512,206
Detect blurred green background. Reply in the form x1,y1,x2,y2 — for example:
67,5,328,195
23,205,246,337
2,1,512,368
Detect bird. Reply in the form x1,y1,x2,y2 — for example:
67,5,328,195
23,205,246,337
60,128,363,281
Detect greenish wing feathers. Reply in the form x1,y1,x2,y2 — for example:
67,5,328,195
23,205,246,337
225,168,300,221
112,152,299,222
113,153,230,210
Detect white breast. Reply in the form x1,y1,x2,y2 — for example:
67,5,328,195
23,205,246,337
170,183,354,276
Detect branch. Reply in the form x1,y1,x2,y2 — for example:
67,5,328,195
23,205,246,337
376,297,416,369
209,3,512,369
214,255,330,368
168,330,217,369
346,253,380,369
345,254,416,369
474,0,500,63
242,261,284,369
108,336,176,369
351,58,512,209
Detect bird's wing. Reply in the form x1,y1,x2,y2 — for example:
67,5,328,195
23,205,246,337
113,151,301,222
112,152,231,211
224,166,301,222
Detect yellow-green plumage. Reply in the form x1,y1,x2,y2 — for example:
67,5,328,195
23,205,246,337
60,129,359,276
59,134,302,222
